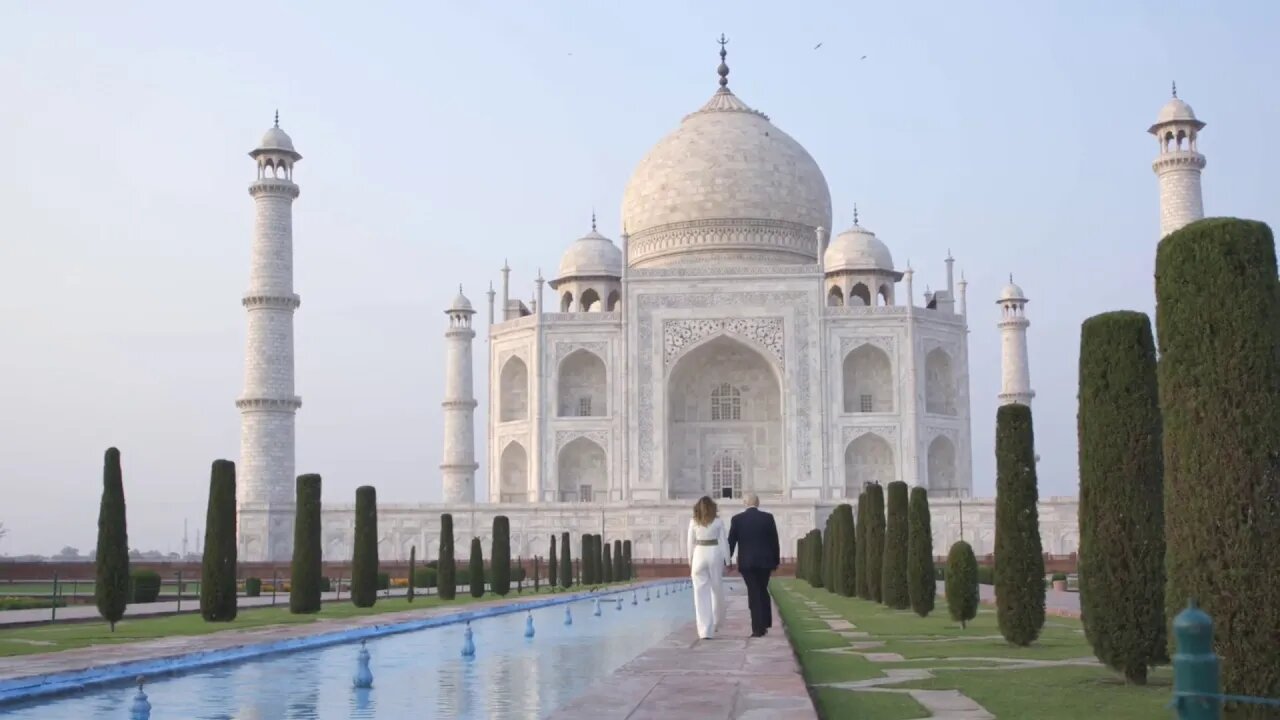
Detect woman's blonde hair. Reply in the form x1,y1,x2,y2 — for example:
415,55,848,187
693,495,718,527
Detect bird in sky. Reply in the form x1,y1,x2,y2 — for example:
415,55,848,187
861,55,868,60
813,42,823,50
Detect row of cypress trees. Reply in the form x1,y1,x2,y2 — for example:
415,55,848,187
1073,217,1280,699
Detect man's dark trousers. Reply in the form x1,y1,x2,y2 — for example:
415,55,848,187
728,505,781,637
741,567,772,634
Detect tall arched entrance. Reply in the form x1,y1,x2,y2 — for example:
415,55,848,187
665,335,782,500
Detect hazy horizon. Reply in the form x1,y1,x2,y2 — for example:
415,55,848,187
2,1,1277,555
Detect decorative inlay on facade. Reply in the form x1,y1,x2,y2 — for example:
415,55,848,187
236,396,302,411
637,290,814,484
1152,153,1206,171
542,312,622,324
441,399,478,410
248,181,300,199
629,264,822,278
839,335,896,356
555,341,608,365
927,426,960,445
242,293,301,310
554,429,610,452
826,306,907,316
628,218,818,265
662,317,784,367
841,424,898,450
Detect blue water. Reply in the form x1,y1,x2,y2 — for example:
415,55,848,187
2,584,693,719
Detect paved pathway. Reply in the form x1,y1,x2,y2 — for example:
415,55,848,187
934,581,1081,619
0,587,420,627
550,580,816,720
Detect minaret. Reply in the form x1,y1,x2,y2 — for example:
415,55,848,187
441,286,478,504
1149,82,1207,237
997,276,1034,406
238,113,303,562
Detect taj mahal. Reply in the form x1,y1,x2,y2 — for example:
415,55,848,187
235,44,1211,564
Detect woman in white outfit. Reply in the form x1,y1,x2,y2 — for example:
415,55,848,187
688,495,729,640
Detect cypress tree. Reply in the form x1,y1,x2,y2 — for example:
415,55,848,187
807,529,824,588
560,532,572,589
907,487,936,617
438,513,457,600
350,485,379,608
407,545,417,603
596,534,606,584
581,534,592,584
821,514,833,591
289,473,322,614
623,540,632,580
945,540,979,629
832,504,856,597
491,516,511,596
613,539,623,581
994,403,1046,646
855,492,870,599
1078,311,1166,683
881,481,910,609
603,542,613,583
549,535,558,589
469,537,484,598
200,459,238,621
94,447,130,631
795,538,804,578
865,484,886,603
1156,218,1280,703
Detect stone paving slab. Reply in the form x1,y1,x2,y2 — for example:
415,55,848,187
550,581,816,720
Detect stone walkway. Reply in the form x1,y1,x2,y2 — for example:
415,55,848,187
550,580,817,720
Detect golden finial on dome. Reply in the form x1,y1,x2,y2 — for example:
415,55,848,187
717,34,730,89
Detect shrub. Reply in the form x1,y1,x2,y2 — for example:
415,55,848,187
882,481,910,609
831,504,856,596
1051,572,1067,582
603,542,614,583
376,572,390,591
855,492,870,599
945,541,979,629
438,514,456,600
492,516,511,596
319,576,331,592
350,486,379,608
907,487,936,617
1078,310,1166,683
623,540,632,581
864,484,886,602
549,535,558,589
807,529,823,588
406,546,417,602
130,570,161,603
934,565,945,581
290,474,323,614
994,404,1046,646
977,565,994,585
821,514,835,592
200,459,238,622
560,532,572,589
245,577,262,597
613,539,623,582
596,534,606,584
1156,217,1280,703
469,537,484,598
413,567,437,588
95,447,130,631
580,534,592,585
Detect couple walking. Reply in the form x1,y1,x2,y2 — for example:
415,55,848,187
686,493,781,640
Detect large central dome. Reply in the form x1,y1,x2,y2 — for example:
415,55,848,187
621,53,832,268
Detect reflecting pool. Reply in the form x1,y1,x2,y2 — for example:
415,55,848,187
3,584,693,719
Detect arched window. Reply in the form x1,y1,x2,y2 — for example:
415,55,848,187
710,383,741,421
580,288,601,312
711,453,743,499
606,289,621,311
827,285,844,307
878,285,891,306
499,357,529,422
560,291,573,312
925,349,957,415
850,283,871,306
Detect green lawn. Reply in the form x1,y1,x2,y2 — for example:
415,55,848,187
0,585,585,658
773,579,1171,720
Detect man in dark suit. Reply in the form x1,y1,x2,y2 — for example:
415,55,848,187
728,493,781,638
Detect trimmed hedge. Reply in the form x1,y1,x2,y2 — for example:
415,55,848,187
245,577,262,597
350,486,379,608
549,535,558,588
200,459,238,621
907,487,936,617
864,484,886,603
1156,217,1280,702
596,535,606,584
95,447,130,631
613,539,623,581
560,532,572,589
623,540,632,581
407,546,417,602
855,492,870,599
130,570,161,604
831,504,856,597
881,481,910,609
821,514,834,591
1077,310,1166,683
412,567,437,588
581,534,592,585
603,542,613,583
945,540,979,629
806,528,823,587
290,474,323,614
469,537,484,598
438,514,456,600
492,516,511,596
994,404,1045,646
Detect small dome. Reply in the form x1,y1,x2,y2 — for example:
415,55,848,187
824,222,894,273
999,280,1026,302
557,229,622,280
1156,97,1197,125
449,287,474,313
259,126,296,152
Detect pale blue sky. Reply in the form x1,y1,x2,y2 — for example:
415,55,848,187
1,1,1276,555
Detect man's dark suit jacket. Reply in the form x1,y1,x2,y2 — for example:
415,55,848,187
728,507,781,570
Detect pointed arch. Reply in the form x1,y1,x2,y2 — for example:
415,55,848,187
844,432,894,494
579,288,601,312
606,289,621,311
927,435,957,493
560,291,574,312
843,343,893,413
499,356,529,422
827,285,844,307
877,284,891,306
850,283,871,306
558,349,606,417
558,436,606,502
499,441,528,502
925,348,957,415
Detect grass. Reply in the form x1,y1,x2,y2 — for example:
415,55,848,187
0,583,613,658
773,579,1172,720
